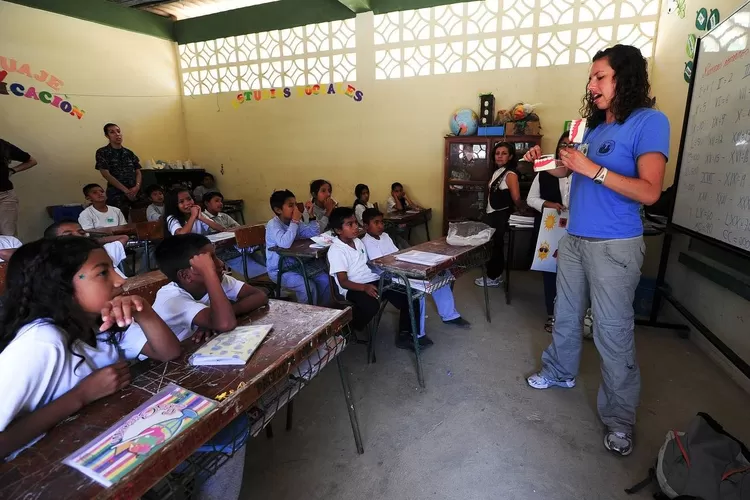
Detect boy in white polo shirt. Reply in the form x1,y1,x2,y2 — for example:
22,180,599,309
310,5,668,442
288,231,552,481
146,233,268,344
78,183,127,230
0,235,22,262
361,208,470,334
327,207,431,350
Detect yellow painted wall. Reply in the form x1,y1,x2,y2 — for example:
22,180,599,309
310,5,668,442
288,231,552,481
182,13,589,235
0,1,187,241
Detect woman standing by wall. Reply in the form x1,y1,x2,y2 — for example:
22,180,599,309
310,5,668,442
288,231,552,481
475,142,525,288
525,44,670,456
0,139,37,236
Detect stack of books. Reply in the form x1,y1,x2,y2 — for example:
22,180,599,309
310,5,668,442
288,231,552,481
509,214,534,228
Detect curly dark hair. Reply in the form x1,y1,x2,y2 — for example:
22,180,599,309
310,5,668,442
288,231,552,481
0,237,115,370
491,141,518,171
580,44,656,128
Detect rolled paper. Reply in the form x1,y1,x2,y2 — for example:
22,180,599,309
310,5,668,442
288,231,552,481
534,154,559,172
568,118,587,144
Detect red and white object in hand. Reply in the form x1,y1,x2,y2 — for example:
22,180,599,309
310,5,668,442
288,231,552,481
568,119,587,144
533,155,559,172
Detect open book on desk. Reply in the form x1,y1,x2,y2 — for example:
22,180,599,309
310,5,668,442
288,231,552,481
394,250,451,266
189,324,273,366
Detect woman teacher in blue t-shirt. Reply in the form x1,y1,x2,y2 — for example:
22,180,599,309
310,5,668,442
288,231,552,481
524,44,670,457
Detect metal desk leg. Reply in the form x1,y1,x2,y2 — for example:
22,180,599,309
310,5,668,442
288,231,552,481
144,240,150,271
241,248,249,282
402,274,425,389
337,356,365,454
276,261,285,300
504,228,514,305
294,257,314,305
368,276,386,364
481,262,491,323
286,400,294,431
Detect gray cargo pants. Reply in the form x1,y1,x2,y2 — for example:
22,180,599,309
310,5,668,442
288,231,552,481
540,233,645,433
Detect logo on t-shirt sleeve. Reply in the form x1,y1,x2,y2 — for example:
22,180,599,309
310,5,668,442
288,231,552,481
597,140,616,156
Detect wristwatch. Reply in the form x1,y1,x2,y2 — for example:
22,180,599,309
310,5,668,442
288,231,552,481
593,167,608,185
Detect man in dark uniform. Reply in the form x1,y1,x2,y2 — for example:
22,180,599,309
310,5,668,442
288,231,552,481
95,123,142,220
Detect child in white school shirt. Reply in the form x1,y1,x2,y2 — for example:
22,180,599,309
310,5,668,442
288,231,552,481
143,233,268,346
327,207,431,350
44,220,129,278
78,183,127,231
0,237,180,461
0,235,22,262
361,208,471,334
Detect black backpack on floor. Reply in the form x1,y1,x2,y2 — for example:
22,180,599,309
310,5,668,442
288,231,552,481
626,413,750,500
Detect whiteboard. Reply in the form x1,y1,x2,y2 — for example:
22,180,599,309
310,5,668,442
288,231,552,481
671,1,750,256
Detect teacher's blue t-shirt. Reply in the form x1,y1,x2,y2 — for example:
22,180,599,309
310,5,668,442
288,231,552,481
568,108,670,238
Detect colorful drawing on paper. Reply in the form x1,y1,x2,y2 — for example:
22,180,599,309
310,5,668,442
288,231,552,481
544,213,556,230
686,33,697,59
667,0,686,18
531,207,570,273
537,241,551,260
232,82,364,108
0,57,84,119
63,384,216,487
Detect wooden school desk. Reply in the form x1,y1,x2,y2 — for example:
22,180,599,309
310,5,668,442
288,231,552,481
370,237,492,388
383,208,432,242
121,270,169,304
0,300,362,500
268,238,329,304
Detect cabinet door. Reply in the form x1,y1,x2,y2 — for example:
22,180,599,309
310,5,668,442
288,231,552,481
447,141,490,182
510,140,538,159
445,183,486,223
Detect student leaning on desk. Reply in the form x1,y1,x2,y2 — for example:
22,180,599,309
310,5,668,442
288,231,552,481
524,44,670,457
0,237,180,461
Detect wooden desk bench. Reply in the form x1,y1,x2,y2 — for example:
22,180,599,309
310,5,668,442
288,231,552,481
268,238,329,305
122,270,169,305
383,208,432,242
371,237,492,388
0,301,360,499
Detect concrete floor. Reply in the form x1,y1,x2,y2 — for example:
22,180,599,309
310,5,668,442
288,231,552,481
239,271,750,500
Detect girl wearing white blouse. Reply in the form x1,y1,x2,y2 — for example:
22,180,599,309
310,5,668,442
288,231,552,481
527,131,572,332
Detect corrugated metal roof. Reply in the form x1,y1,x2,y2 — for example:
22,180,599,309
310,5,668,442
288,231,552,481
109,0,280,20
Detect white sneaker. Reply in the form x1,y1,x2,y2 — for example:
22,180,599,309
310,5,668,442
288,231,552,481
474,276,503,287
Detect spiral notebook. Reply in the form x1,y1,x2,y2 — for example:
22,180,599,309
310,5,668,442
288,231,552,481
63,384,216,487
188,324,273,366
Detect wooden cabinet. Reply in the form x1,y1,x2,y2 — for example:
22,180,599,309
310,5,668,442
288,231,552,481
442,135,542,234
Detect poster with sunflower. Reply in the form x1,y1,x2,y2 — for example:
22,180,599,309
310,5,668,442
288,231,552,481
530,207,570,273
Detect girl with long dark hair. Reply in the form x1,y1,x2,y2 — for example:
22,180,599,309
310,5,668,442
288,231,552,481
0,237,179,460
